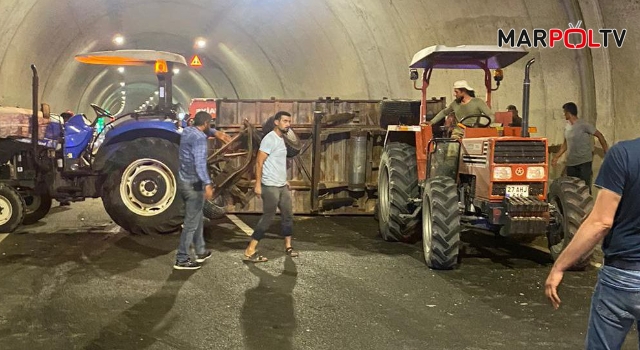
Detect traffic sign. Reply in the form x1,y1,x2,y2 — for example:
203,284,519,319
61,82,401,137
190,55,202,67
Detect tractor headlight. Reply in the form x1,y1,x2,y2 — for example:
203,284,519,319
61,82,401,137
493,166,512,180
527,166,545,180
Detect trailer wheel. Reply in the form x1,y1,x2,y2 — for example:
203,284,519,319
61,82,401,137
261,116,302,157
547,176,594,270
0,185,25,233
102,138,183,235
22,193,52,225
377,142,420,242
422,176,460,269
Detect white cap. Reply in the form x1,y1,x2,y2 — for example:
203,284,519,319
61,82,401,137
453,80,474,91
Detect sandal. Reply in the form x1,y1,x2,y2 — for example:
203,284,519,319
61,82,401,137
285,247,299,257
243,252,268,263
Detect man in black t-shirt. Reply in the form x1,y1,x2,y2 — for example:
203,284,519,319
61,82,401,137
544,137,640,348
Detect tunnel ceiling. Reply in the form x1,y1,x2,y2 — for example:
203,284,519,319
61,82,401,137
0,0,637,144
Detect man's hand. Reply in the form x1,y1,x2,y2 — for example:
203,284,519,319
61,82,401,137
551,156,559,167
204,184,214,200
286,181,291,190
545,268,564,310
215,131,232,144
254,184,262,198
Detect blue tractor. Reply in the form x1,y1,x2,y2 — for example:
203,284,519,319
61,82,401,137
0,50,190,234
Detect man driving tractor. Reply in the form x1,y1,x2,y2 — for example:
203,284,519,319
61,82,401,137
430,80,495,139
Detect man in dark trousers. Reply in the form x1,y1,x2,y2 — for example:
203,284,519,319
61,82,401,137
545,137,640,348
243,111,299,263
174,111,229,270
552,102,608,191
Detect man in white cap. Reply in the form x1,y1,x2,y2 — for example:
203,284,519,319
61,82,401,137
430,80,495,138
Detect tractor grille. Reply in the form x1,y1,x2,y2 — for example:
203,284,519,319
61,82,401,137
493,141,546,164
492,182,545,197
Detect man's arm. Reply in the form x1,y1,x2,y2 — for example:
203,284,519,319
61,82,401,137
431,103,454,125
552,139,567,166
545,188,621,309
254,151,268,195
195,136,212,186
594,130,609,153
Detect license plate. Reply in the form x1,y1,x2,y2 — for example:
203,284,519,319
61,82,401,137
506,185,529,198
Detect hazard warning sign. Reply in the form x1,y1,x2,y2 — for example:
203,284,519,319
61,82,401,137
190,55,202,67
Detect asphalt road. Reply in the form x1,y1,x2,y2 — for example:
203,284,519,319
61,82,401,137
0,199,637,349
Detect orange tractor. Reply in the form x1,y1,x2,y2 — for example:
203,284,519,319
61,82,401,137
377,45,593,270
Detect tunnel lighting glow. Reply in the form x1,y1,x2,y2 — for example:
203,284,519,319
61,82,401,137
121,91,126,95
149,97,154,101
113,34,125,45
173,68,180,75
154,91,159,95
117,67,125,73
195,38,207,49
119,82,125,87
121,96,126,100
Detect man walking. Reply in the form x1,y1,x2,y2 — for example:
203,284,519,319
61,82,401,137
243,111,299,263
174,111,229,270
552,102,609,191
545,137,640,349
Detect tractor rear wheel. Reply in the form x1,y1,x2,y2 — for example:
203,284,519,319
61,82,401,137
547,176,594,270
422,176,460,269
101,138,183,235
0,185,25,233
377,142,419,242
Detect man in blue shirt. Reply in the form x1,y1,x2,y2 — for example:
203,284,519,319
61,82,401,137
545,137,640,348
174,111,230,270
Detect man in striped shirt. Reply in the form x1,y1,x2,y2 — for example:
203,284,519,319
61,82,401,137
174,111,230,270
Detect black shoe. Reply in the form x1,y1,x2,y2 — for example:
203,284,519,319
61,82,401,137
196,250,213,263
173,259,202,270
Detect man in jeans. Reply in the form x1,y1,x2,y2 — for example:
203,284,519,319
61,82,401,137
545,137,640,348
243,111,299,263
175,111,230,270
552,102,608,192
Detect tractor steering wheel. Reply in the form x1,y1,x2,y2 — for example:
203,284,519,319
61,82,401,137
459,114,492,128
90,103,112,118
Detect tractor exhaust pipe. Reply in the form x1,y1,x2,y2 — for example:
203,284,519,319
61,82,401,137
31,64,39,154
521,58,535,138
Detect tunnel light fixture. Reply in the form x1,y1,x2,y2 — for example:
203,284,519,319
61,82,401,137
121,91,126,95
113,34,125,46
154,91,159,95
121,96,126,100
173,68,180,75
195,38,207,49
117,67,125,74
119,82,125,87
149,97,154,101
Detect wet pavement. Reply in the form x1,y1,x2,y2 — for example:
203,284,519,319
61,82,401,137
0,199,637,349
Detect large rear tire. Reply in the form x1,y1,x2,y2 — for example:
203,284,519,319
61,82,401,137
22,193,52,225
422,176,460,269
547,176,594,270
101,138,183,235
0,185,25,233
377,142,419,242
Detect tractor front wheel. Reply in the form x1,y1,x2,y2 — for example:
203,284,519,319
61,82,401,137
422,176,461,269
0,185,25,233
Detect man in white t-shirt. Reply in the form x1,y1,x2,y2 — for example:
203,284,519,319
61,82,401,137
243,111,299,262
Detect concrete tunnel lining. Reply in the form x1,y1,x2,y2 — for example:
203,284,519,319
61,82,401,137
0,0,634,165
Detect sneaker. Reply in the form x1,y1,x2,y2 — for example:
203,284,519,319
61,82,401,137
196,250,213,263
173,259,202,270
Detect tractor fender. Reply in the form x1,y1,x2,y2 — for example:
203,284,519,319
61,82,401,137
93,124,180,172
